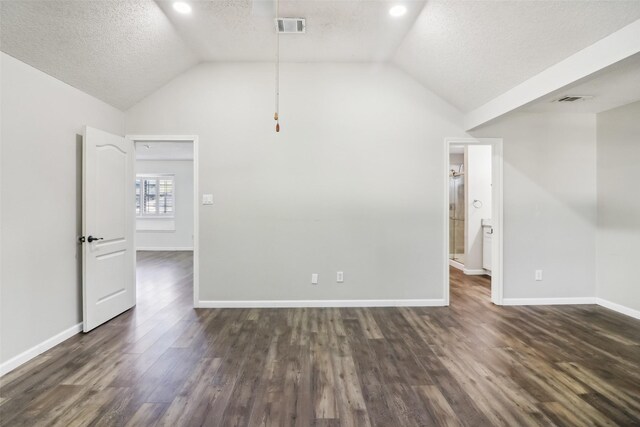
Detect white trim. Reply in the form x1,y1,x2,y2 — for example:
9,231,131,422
462,268,487,276
136,158,194,162
449,259,464,271
0,323,82,377
491,139,504,305
502,298,640,319
198,299,446,308
596,298,640,320
503,297,596,306
136,247,194,251
464,20,640,130
444,138,504,306
128,135,200,308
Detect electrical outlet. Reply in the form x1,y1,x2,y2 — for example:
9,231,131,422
337,271,344,283
311,273,318,285
535,270,543,281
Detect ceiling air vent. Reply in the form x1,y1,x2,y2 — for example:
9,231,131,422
554,95,594,103
276,18,306,34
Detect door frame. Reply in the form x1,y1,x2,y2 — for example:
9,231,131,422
443,137,504,305
127,135,200,308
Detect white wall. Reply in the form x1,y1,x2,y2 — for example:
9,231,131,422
0,53,124,365
464,145,492,272
136,159,194,250
473,113,597,300
596,101,640,313
126,62,466,303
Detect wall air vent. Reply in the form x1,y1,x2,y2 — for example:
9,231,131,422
554,95,594,103
276,18,306,34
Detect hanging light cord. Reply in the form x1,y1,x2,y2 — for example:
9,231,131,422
274,0,280,132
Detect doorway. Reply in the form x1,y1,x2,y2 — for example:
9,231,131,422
444,138,503,305
129,135,200,307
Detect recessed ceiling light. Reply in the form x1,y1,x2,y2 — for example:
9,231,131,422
173,2,192,14
389,5,407,17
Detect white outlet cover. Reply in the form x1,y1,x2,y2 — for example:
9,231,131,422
202,194,214,205
337,271,344,283
311,273,319,285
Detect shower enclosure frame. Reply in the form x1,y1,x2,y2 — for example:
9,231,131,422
449,166,465,266
443,137,504,306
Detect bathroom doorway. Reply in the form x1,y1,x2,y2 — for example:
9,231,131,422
444,138,503,305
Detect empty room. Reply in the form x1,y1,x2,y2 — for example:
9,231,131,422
1,0,639,426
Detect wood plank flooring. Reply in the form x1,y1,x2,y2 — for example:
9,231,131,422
1,252,639,426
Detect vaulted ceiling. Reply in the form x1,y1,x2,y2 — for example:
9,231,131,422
155,0,427,62
0,1,199,109
2,0,640,113
394,1,640,111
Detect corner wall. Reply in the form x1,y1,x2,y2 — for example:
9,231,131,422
0,53,124,367
472,112,598,301
596,101,640,315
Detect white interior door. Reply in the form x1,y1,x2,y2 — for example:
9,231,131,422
82,126,135,332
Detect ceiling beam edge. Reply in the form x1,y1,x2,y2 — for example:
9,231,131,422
463,18,640,131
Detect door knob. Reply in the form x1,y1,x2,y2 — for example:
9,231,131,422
87,235,104,243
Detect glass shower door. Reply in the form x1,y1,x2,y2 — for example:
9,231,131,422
449,174,465,264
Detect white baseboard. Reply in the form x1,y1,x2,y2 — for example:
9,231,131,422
502,297,640,319
502,297,596,306
463,268,487,276
449,259,464,271
596,298,640,320
0,322,82,377
197,299,446,308
136,247,194,251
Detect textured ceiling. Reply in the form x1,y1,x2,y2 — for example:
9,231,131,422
156,0,426,62
393,0,640,112
523,53,640,114
0,0,199,109
0,0,424,109
2,0,640,112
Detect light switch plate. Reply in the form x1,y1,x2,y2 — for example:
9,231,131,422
202,194,214,205
337,271,344,283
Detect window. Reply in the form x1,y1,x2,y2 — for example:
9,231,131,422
136,175,175,217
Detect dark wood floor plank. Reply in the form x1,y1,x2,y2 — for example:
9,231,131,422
124,402,167,427
1,255,639,427
342,318,397,427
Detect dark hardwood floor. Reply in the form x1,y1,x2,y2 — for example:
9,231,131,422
1,252,639,426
